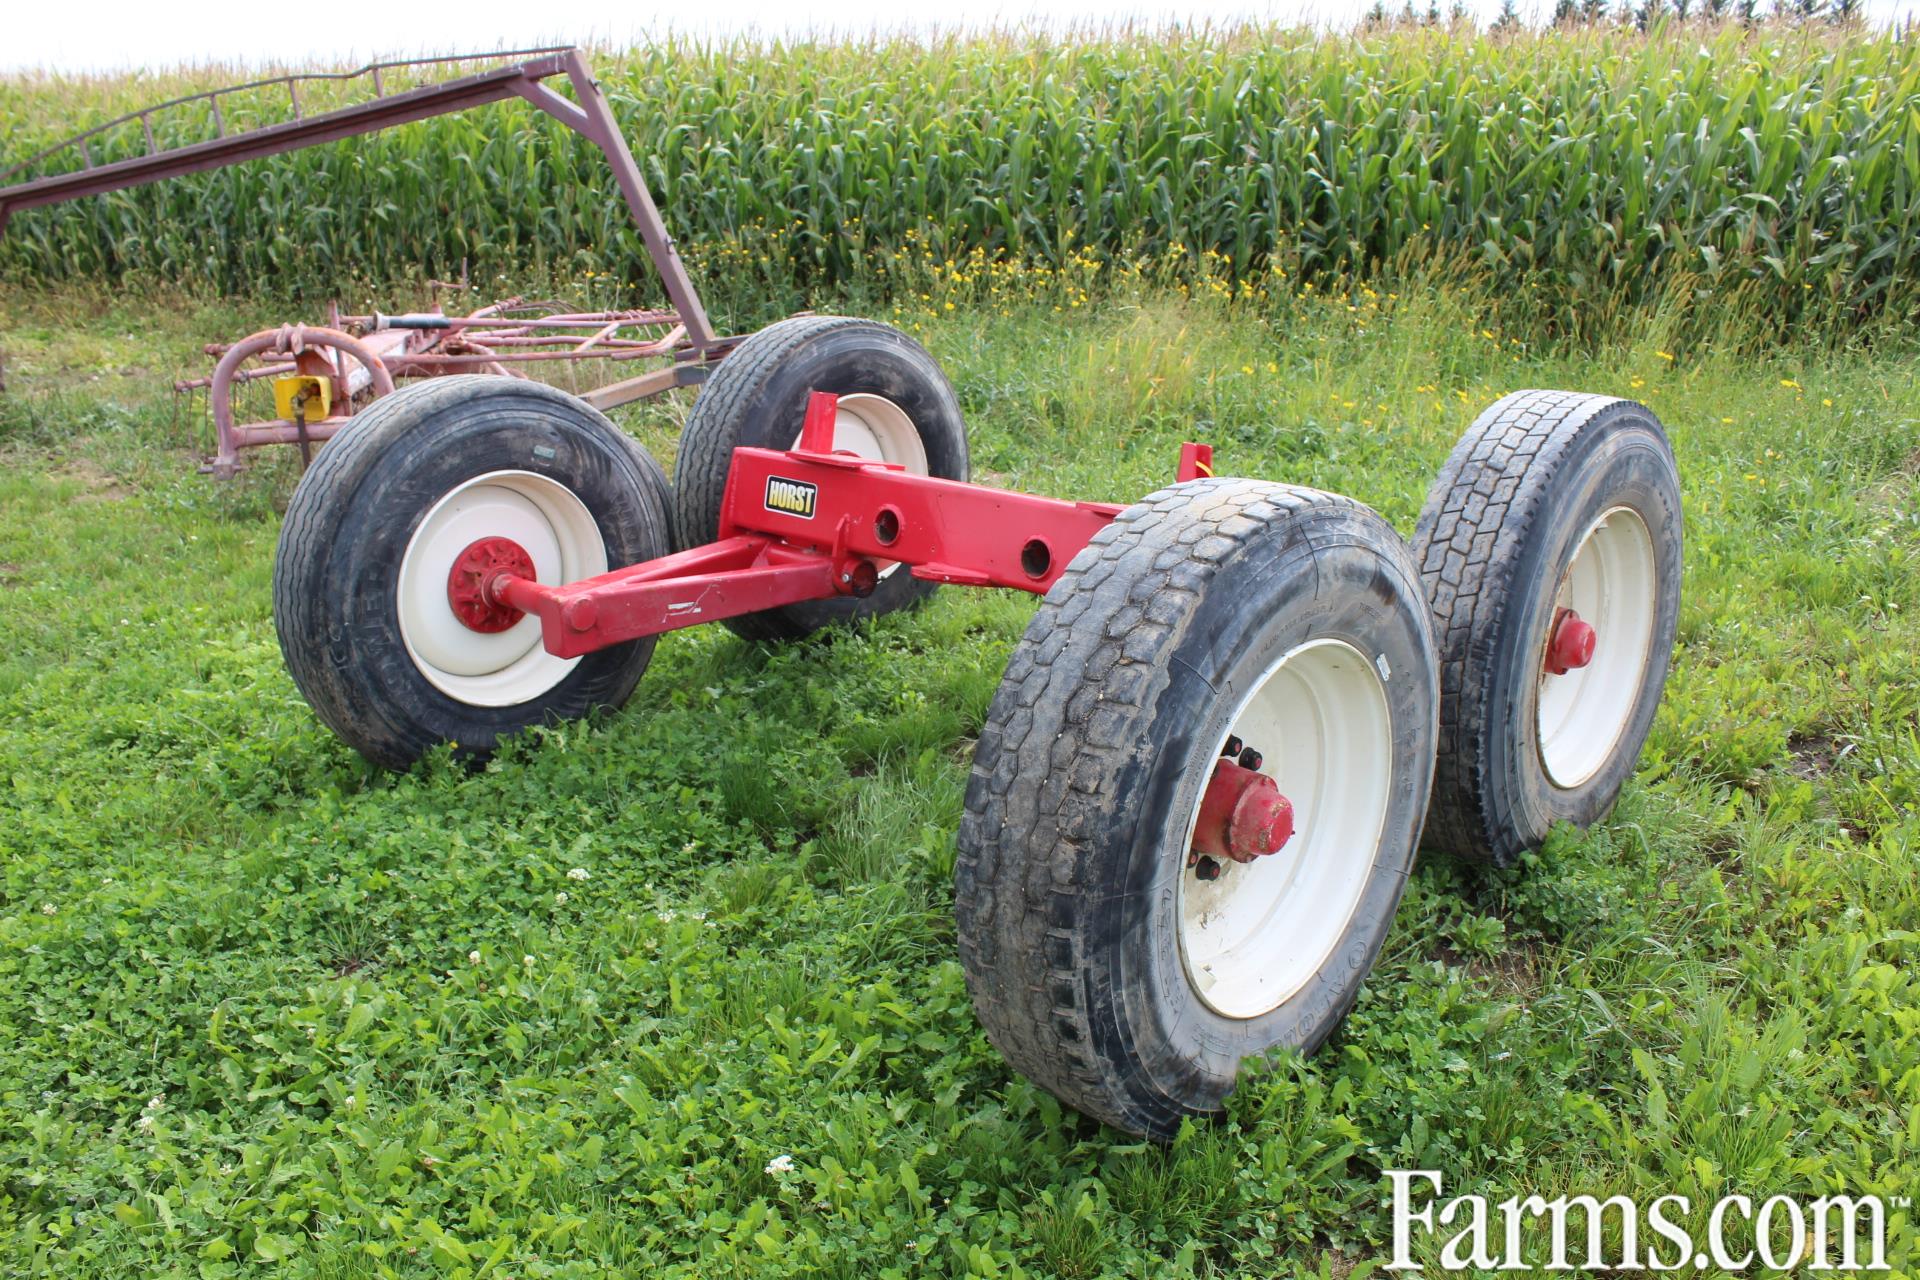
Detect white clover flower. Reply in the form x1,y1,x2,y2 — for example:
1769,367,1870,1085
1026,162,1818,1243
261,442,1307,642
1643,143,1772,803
566,867,590,881
656,910,677,923
764,1154,795,1175
522,955,536,967
137,1114,154,1131
343,1094,355,1107
554,892,569,906
468,950,482,965
146,1096,164,1112
40,903,56,916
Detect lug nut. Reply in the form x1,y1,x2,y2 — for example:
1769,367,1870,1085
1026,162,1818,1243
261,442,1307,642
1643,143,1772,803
1221,734,1243,759
1194,856,1222,881
1237,746,1264,771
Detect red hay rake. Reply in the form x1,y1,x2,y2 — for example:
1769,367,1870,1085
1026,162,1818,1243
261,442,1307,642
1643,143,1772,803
172,298,706,471
0,47,734,474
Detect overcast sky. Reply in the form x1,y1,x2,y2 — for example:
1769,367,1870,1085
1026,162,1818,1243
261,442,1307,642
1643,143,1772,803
5,0,1913,73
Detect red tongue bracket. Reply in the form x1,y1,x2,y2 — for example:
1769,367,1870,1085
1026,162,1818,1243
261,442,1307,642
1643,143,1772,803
1545,607,1597,676
1192,757,1295,865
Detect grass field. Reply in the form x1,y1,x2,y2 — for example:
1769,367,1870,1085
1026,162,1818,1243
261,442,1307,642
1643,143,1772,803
1,277,1917,1277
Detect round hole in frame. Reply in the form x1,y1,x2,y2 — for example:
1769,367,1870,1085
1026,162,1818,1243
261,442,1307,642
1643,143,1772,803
1020,538,1053,580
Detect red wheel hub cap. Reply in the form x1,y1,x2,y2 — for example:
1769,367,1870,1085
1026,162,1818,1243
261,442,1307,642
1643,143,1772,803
1192,758,1295,864
1544,607,1597,676
447,537,535,633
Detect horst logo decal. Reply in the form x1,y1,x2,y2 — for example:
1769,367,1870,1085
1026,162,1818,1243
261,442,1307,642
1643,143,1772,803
764,476,819,519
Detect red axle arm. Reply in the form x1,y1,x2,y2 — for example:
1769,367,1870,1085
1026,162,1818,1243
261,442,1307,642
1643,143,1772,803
487,393,1198,660
492,535,837,659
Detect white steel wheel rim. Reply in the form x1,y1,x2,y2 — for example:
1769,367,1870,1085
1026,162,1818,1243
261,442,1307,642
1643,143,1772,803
1536,506,1658,789
789,392,930,475
790,393,928,580
1178,638,1395,1020
396,469,607,707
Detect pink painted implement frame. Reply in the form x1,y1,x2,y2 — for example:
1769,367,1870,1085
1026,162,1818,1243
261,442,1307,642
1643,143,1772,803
0,48,737,470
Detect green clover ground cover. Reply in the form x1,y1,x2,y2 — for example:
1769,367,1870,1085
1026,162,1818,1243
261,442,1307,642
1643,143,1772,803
0,280,1916,1277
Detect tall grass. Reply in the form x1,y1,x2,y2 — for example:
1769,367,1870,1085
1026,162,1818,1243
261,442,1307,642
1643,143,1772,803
2,25,1917,334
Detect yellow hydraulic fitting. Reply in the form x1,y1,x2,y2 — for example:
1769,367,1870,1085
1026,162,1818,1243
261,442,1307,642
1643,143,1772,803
273,374,331,424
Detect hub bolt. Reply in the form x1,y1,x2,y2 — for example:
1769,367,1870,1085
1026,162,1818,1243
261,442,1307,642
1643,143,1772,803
1191,755,1295,864
447,537,536,633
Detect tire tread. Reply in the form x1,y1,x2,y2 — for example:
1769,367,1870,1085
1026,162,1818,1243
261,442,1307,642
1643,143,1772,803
1413,388,1648,863
672,315,961,643
272,375,669,768
955,478,1401,1135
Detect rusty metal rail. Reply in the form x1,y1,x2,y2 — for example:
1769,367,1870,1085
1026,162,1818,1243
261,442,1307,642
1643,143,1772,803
0,49,573,198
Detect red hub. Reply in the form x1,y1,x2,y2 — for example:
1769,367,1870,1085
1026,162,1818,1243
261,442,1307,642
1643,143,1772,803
447,537,536,633
1192,757,1295,865
1544,607,1597,676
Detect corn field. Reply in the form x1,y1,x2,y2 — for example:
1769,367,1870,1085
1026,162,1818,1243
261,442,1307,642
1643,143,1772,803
2,26,1917,329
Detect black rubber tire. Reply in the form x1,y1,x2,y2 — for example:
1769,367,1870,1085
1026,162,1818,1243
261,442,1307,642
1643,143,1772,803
671,315,969,642
954,479,1439,1139
273,375,673,770
1412,390,1683,867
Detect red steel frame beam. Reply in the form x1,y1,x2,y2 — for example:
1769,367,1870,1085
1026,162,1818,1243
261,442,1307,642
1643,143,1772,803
491,393,1215,660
